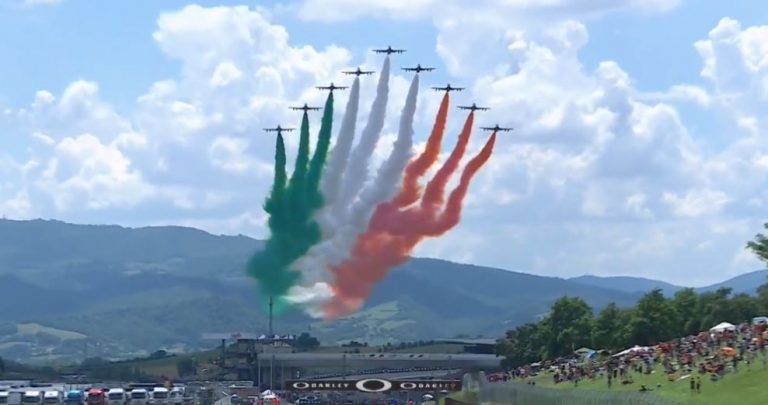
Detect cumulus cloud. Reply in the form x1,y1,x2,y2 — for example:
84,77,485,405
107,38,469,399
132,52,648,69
39,134,154,211
3,4,768,286
297,0,681,22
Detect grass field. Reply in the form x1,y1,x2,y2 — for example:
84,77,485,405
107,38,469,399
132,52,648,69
116,350,220,378
532,358,768,405
311,342,465,354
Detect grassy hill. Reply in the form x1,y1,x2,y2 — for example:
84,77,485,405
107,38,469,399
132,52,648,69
532,360,768,405
0,218,747,363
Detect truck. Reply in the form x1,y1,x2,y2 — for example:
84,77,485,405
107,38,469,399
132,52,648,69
106,389,126,405
85,390,105,405
43,392,62,405
168,389,182,405
148,389,167,405
21,392,43,405
127,390,148,405
64,391,84,405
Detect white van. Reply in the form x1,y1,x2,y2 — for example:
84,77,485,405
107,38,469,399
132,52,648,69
21,392,43,405
42,392,62,405
7,391,22,405
148,389,167,405
106,390,126,405
168,389,182,405
128,390,148,405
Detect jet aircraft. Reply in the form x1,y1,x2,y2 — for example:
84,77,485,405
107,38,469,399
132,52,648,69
263,125,296,135
402,64,435,73
316,83,349,93
458,103,489,112
343,67,375,76
432,84,465,92
289,103,322,113
480,124,513,132
373,46,406,55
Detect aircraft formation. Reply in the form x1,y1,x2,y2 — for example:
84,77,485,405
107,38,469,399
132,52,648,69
265,46,512,135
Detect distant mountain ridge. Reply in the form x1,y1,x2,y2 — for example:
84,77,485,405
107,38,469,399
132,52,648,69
0,218,763,363
568,275,683,296
569,270,768,296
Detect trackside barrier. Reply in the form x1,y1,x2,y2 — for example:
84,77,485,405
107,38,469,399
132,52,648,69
460,373,684,405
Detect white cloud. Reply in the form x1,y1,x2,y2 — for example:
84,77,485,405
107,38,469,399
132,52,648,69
4,5,768,287
297,0,681,22
39,134,154,211
662,189,731,218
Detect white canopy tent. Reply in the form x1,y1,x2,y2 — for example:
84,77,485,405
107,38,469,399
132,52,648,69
614,345,650,357
710,322,736,333
260,390,277,399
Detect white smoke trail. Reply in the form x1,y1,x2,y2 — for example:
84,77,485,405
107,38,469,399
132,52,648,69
287,58,391,307
333,56,391,220
285,78,361,310
287,73,421,315
318,76,361,220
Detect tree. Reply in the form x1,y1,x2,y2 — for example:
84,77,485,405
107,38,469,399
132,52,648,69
176,358,197,378
294,332,320,351
81,357,108,369
696,288,733,330
729,293,758,324
497,323,542,368
627,289,677,345
757,282,768,314
747,224,768,263
540,297,593,358
150,350,169,359
670,288,699,336
592,303,625,350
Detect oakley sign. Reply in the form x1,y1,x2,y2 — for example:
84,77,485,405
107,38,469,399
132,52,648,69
286,379,461,392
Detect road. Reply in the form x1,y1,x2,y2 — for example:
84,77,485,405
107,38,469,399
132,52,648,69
313,370,461,381
257,353,499,369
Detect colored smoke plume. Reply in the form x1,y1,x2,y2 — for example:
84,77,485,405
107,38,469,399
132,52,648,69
246,94,334,303
325,128,497,318
390,92,450,208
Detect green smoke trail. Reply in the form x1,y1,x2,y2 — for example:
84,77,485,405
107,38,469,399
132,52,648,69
287,112,311,213
306,94,334,210
264,133,287,231
246,93,334,305
247,133,300,301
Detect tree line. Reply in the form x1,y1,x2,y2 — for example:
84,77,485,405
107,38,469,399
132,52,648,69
496,225,768,369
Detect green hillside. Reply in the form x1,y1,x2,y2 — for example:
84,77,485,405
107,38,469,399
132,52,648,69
0,218,741,363
535,361,768,405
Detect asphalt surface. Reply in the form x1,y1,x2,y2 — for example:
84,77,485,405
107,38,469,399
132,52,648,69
256,353,499,369
313,370,460,381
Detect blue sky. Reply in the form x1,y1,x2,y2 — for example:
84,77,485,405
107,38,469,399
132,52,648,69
1,0,767,286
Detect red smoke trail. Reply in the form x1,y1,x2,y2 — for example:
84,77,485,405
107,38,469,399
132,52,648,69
325,132,497,317
390,93,450,208
368,112,475,235
421,111,474,209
